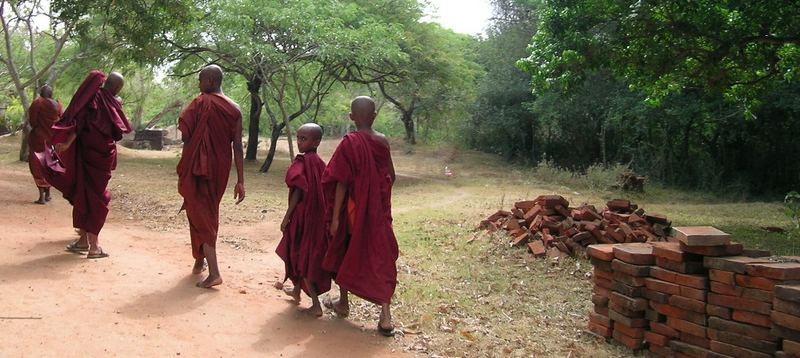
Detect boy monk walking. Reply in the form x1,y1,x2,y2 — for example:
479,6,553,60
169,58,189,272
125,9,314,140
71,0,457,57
177,65,245,288
276,123,331,316
323,96,398,336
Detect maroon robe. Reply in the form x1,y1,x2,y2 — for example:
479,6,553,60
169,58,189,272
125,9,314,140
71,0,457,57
177,93,241,259
41,70,131,235
27,97,62,188
276,152,332,295
322,132,399,305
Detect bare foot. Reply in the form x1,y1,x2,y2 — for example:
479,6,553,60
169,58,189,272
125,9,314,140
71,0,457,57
323,297,349,317
34,198,46,205
196,275,223,289
283,286,301,304
192,259,207,274
302,304,323,317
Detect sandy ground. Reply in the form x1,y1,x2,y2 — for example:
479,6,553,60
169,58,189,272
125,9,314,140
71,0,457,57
0,164,407,357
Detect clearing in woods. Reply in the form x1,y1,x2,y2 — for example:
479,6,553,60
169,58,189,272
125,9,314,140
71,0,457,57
0,134,792,357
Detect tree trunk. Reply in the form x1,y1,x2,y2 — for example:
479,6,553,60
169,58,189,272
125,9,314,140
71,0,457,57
259,122,284,173
402,110,416,144
245,78,262,161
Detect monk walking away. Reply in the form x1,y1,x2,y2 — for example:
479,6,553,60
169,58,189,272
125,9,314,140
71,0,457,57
177,65,245,289
276,123,331,317
41,70,130,259
27,84,63,204
323,96,399,336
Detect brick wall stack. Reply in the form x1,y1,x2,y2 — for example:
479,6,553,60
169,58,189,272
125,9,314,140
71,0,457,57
587,244,615,340
774,285,800,357
586,225,800,358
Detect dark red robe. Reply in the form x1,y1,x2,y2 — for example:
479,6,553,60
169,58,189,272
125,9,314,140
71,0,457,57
41,70,131,235
27,97,62,188
176,93,241,259
322,132,399,305
276,152,332,295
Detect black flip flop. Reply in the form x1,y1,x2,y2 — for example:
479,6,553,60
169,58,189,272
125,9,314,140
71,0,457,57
86,250,110,259
65,241,89,253
378,325,396,337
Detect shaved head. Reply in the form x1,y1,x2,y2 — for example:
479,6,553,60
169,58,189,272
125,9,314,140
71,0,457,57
38,84,53,99
103,72,125,96
351,96,376,117
199,65,224,93
298,123,323,140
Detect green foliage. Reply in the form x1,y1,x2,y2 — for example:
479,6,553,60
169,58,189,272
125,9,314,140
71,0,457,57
786,191,800,229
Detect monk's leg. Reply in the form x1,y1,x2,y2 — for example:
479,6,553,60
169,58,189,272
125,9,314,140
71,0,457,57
324,287,350,316
86,232,108,258
34,187,46,205
44,187,52,202
197,243,222,288
302,278,322,317
192,258,207,274
283,284,301,304
379,302,394,331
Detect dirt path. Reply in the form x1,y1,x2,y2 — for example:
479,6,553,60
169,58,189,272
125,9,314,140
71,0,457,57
0,165,407,357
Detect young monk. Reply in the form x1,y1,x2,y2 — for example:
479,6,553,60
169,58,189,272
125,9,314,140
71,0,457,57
27,84,62,204
322,96,399,336
177,65,245,289
46,71,131,258
276,123,331,316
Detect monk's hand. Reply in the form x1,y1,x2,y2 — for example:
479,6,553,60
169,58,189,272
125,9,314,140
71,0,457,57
329,218,339,238
54,143,68,153
234,182,245,204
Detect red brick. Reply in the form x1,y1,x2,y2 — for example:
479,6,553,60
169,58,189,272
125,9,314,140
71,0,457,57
667,317,706,337
710,281,742,296
678,285,708,301
707,328,778,354
645,309,664,322
706,304,731,320
742,248,772,258
645,331,670,346
783,340,800,355
652,241,703,262
774,298,800,317
703,256,773,274
590,257,613,271
591,294,609,306
648,344,674,358
650,266,708,289
708,269,735,285
679,242,743,257
612,330,644,350
772,324,800,342
587,321,612,339
735,275,779,291
680,332,710,349
613,281,645,297
732,310,771,328
586,244,614,261
669,340,726,358
772,310,800,331
595,304,609,316
614,321,645,338
613,243,655,265
607,198,631,211
707,317,778,342
612,259,651,277
740,287,772,302
528,240,546,257
609,300,646,318
593,275,613,290
657,256,706,274
589,312,612,328
610,292,648,312
672,226,731,246
593,267,613,281
651,302,707,326
646,278,681,295
669,295,706,314
593,284,611,297
643,288,670,304
650,322,680,338
609,308,648,328
614,271,647,287
709,340,772,358
746,262,800,280
707,293,772,315
775,285,800,303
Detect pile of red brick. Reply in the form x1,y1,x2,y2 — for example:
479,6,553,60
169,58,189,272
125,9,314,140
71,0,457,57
479,195,671,258
586,226,800,357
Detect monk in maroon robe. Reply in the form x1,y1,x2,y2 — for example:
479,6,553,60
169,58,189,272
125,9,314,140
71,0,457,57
276,123,331,316
322,96,399,336
177,65,245,289
27,84,62,204
48,70,130,258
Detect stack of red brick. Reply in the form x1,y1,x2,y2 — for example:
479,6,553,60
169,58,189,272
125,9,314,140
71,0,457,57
479,195,671,259
586,226,800,358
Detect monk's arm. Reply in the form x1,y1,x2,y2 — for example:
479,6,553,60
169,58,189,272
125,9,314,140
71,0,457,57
55,132,77,152
280,189,303,232
233,115,245,204
329,182,347,237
